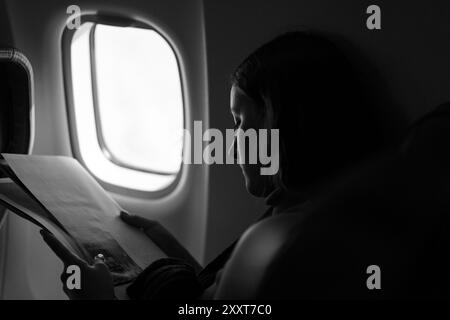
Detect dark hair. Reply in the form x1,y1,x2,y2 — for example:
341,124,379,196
231,31,385,191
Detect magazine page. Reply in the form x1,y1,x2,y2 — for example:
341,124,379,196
2,154,166,285
0,178,83,259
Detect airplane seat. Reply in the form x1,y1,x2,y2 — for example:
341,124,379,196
215,102,450,299
0,49,33,159
0,48,34,228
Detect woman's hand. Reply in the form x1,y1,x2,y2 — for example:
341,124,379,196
40,230,116,300
119,211,161,231
120,212,202,272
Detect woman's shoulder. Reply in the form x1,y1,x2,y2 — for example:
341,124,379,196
268,188,313,216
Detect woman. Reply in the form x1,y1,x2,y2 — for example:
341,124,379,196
41,31,386,299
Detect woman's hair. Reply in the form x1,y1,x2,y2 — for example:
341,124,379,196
231,31,386,191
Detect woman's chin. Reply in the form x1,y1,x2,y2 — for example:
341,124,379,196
245,177,270,198
241,164,272,197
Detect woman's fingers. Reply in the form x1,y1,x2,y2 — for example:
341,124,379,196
40,229,84,266
120,211,156,230
120,211,143,228
93,259,109,273
119,211,137,226
40,230,115,300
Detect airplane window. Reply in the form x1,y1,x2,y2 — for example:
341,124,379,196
68,22,183,192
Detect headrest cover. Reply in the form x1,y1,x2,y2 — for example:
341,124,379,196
0,49,34,162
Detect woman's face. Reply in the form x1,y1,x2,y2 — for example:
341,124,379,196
230,85,274,197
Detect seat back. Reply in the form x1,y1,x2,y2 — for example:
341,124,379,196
0,50,34,284
0,48,34,161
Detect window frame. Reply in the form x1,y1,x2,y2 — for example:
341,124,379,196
62,14,185,198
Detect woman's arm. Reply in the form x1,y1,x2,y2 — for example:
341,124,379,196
120,212,202,272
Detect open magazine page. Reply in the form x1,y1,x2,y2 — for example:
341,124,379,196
0,178,84,259
1,154,166,285
0,161,69,232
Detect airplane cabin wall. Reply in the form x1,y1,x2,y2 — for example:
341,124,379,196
0,0,209,299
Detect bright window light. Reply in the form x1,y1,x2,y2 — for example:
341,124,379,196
69,22,183,192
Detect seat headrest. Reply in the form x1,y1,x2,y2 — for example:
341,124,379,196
0,49,34,164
